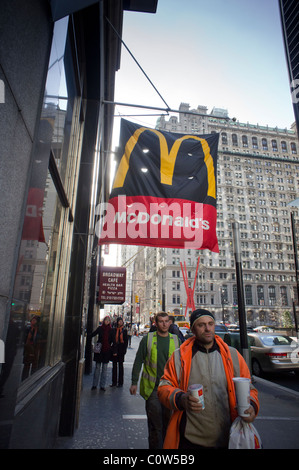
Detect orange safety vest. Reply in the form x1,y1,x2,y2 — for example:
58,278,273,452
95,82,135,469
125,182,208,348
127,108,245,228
157,334,259,449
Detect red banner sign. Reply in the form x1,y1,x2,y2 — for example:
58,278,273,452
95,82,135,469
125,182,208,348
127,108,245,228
98,119,219,252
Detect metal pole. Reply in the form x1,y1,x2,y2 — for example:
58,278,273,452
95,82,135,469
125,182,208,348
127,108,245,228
290,211,299,339
232,221,250,368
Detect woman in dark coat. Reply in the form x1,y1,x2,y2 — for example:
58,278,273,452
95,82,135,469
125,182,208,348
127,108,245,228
90,316,113,391
111,317,128,387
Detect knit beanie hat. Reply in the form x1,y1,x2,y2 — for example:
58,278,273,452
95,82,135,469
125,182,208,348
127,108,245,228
190,309,215,330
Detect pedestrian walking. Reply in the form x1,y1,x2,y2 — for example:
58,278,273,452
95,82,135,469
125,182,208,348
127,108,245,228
111,317,128,387
168,316,185,342
90,316,113,391
127,323,133,348
130,312,180,449
158,308,260,449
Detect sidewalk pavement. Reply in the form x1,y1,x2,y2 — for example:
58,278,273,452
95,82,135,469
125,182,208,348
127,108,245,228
54,335,299,450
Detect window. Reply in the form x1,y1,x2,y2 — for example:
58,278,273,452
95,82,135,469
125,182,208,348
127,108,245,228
291,142,297,154
257,285,264,305
262,138,268,150
280,286,288,306
10,17,84,380
242,135,248,147
272,140,278,151
222,132,228,144
268,286,276,305
232,134,238,146
252,136,258,149
245,285,253,305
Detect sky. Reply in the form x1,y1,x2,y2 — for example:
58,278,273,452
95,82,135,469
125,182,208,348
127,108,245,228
104,0,296,268
111,0,295,150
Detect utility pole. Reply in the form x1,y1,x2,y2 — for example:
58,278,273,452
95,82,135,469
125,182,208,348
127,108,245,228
232,221,250,368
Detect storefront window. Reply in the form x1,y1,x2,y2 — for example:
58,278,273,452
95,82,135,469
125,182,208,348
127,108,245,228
8,16,83,382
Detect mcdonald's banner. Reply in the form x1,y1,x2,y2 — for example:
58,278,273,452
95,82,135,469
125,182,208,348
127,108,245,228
98,119,219,252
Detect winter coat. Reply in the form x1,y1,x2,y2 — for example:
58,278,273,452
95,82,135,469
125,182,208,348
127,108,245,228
158,334,259,449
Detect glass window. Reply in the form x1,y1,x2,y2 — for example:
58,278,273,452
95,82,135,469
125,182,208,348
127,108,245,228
232,134,238,146
9,17,84,382
291,142,297,154
245,285,252,305
268,286,276,306
280,286,288,306
257,285,264,305
262,138,268,150
242,135,248,147
221,132,227,144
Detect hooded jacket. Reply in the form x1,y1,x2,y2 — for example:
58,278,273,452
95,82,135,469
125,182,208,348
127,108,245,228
157,334,259,449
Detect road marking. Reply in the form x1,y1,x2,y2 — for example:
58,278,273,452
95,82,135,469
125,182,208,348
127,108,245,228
122,415,147,419
256,416,299,421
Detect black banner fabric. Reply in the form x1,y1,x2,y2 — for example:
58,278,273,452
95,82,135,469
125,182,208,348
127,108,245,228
98,119,219,252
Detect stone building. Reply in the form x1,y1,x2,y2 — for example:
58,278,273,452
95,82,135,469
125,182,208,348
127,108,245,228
137,103,299,327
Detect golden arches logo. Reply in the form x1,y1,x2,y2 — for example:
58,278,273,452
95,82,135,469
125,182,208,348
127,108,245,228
113,127,216,199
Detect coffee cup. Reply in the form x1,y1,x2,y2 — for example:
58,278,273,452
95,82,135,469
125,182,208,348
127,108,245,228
188,384,205,409
233,377,250,417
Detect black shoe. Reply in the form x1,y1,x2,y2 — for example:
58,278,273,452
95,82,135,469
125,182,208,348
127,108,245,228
110,384,116,387
91,386,96,390
100,387,106,391
117,384,123,387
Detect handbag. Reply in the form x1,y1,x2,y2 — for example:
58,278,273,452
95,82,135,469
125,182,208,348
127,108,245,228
228,417,262,449
93,342,102,354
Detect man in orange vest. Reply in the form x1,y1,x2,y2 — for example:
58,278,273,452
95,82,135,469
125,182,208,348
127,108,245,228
158,309,259,449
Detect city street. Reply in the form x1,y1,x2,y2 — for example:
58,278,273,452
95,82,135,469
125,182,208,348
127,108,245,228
55,334,299,451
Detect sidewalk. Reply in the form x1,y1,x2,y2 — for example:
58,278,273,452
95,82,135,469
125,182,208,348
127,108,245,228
55,335,299,450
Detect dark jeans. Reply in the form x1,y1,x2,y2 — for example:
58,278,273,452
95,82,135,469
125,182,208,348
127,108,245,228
145,388,171,449
112,357,124,386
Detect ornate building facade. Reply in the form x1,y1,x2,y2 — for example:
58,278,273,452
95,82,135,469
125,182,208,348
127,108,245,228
134,103,299,327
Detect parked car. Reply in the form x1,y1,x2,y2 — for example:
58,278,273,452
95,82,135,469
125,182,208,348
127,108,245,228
248,332,299,376
215,324,230,342
215,324,228,332
253,326,274,333
139,324,150,336
227,324,239,332
179,326,193,339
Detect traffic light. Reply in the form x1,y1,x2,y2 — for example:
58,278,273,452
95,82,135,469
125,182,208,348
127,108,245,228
135,295,139,303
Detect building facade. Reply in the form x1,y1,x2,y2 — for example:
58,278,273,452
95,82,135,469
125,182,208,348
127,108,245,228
130,103,299,327
0,0,157,449
279,0,299,134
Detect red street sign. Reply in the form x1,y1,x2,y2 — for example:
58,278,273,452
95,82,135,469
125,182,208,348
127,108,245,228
98,266,126,304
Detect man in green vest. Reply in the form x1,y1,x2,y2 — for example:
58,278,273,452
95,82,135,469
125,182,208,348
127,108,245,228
130,312,180,449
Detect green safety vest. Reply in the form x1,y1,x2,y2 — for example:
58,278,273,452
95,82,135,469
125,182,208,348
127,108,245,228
140,331,179,400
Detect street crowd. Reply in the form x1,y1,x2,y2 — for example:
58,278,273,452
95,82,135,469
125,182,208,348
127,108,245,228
89,310,259,449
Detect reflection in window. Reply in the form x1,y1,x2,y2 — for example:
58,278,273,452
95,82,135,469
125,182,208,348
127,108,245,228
9,16,81,383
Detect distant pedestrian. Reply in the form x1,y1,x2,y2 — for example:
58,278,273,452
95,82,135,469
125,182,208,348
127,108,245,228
168,316,185,343
111,317,128,387
127,323,133,348
130,312,180,449
90,316,113,391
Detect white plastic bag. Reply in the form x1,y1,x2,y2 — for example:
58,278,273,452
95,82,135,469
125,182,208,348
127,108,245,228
228,417,262,449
